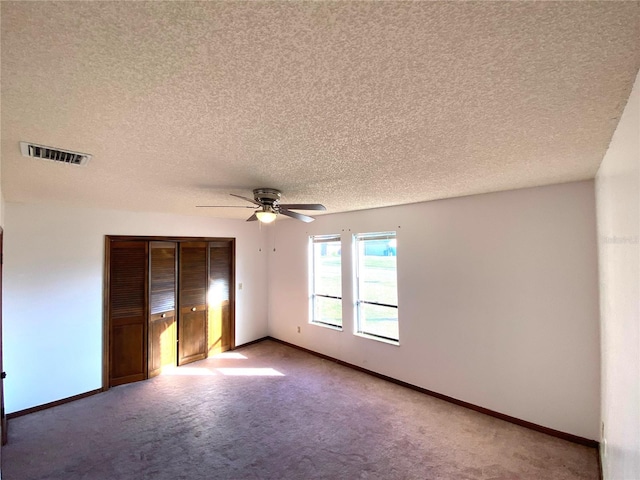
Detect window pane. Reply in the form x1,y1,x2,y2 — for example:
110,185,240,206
359,252,397,305
355,232,398,342
311,236,342,329
313,296,343,327
359,303,398,340
313,241,341,298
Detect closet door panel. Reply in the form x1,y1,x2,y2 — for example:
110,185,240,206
148,242,177,378
178,242,207,365
109,241,147,386
208,241,234,355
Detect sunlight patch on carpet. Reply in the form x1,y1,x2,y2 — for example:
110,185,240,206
161,367,216,376
212,352,248,360
216,368,284,376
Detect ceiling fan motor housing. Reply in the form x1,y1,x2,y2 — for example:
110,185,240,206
253,188,282,207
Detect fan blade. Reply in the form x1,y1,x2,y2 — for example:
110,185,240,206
230,193,261,206
278,203,326,211
279,208,315,223
196,205,256,208
246,213,258,222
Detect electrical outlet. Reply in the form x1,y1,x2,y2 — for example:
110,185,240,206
297,326,301,333
238,282,243,290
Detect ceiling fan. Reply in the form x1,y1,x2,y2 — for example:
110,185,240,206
197,188,326,223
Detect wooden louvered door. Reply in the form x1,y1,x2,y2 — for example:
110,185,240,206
148,242,177,378
0,228,6,446
109,241,148,387
208,241,234,356
178,242,208,366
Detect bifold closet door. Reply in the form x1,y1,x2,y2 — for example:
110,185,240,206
178,242,208,366
148,242,177,378
109,241,148,386
208,241,234,356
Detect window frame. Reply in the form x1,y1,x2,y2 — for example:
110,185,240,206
353,231,399,344
309,234,343,330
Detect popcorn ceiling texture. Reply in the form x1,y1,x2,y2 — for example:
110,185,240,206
1,1,639,218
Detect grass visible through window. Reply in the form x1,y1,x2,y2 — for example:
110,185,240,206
356,233,398,342
312,237,342,327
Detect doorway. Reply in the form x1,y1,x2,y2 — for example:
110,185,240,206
0,227,6,446
103,236,235,389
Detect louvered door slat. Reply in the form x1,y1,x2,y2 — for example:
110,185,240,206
150,243,176,315
110,243,146,319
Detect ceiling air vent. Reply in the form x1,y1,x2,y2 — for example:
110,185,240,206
20,141,92,166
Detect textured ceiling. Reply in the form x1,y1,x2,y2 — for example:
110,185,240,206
1,1,639,219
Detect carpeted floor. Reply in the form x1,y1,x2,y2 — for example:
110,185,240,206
3,340,599,479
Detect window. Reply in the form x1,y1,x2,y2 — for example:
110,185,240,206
310,235,342,328
354,232,398,342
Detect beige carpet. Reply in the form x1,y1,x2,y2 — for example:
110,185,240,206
3,340,599,479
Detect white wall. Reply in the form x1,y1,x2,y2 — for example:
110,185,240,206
0,139,3,480
268,181,600,440
596,71,640,479
0,164,4,227
1,181,605,440
3,203,269,413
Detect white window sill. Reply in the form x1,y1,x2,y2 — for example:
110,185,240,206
354,332,399,346
310,321,343,332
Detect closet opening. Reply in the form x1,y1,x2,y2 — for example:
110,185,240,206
103,236,235,389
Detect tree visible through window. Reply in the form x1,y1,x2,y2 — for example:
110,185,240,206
310,235,342,328
355,232,398,342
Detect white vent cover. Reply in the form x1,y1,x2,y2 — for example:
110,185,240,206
20,141,92,166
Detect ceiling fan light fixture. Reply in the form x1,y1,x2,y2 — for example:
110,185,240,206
256,209,277,223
